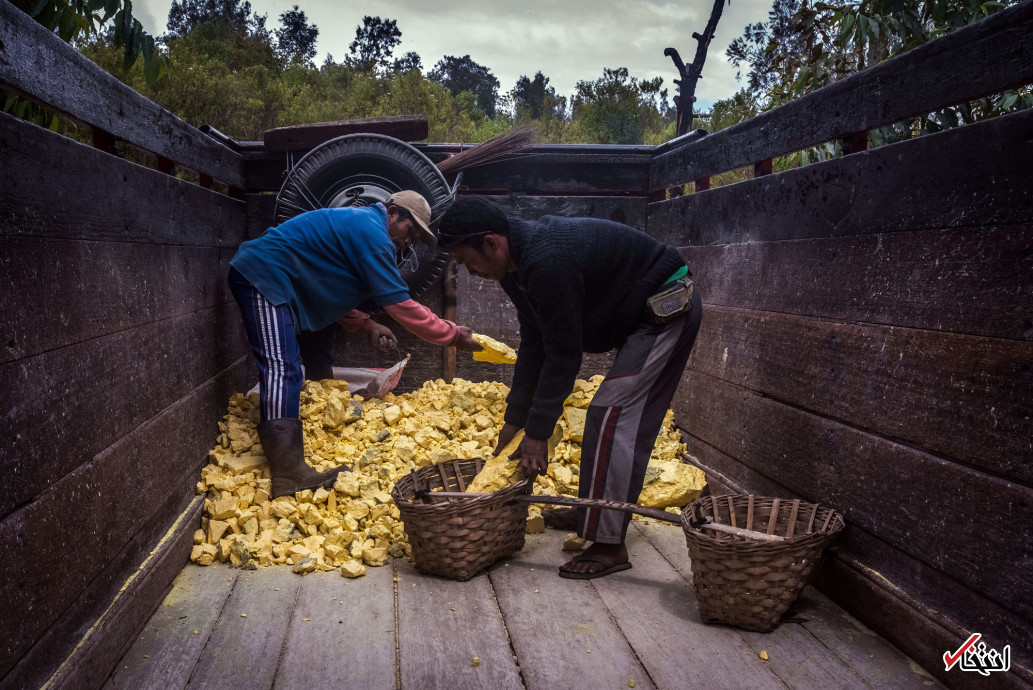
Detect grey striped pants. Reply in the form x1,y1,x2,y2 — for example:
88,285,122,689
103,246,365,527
578,288,703,543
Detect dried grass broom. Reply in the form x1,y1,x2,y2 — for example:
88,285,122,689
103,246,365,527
436,126,536,176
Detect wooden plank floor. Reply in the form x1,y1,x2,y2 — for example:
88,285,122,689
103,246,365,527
109,523,942,689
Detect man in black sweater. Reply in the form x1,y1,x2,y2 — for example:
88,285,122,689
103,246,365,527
438,197,703,579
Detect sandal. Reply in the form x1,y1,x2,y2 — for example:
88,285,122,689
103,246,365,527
558,553,632,580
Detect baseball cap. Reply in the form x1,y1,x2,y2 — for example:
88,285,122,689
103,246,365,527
386,191,436,246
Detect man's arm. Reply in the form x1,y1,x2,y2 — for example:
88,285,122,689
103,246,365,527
383,299,475,349
337,310,397,351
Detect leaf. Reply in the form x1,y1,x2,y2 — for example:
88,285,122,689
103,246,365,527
839,13,856,46
999,93,1018,111
29,0,51,18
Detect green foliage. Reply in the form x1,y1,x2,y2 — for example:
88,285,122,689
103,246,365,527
728,0,1031,146
709,89,760,132
14,0,168,84
348,16,401,73
429,55,502,118
569,68,670,144
72,11,678,146
275,5,318,65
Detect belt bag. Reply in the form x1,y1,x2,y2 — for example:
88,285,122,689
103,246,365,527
643,277,694,325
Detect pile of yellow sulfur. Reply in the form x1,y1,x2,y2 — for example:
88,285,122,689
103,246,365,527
190,375,704,578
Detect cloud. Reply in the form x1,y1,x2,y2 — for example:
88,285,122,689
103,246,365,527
133,0,772,107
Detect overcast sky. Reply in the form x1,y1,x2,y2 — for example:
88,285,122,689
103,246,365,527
131,0,773,111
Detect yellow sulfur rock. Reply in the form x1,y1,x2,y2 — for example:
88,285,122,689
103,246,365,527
525,515,545,534
562,534,587,551
637,460,706,509
465,432,526,493
196,377,701,576
340,560,367,578
471,334,517,364
563,406,587,442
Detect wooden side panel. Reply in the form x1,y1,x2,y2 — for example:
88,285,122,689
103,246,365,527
674,371,1033,620
0,112,245,247
679,224,1032,340
243,145,652,194
649,1,1033,189
0,5,244,186
0,360,248,682
688,305,1032,483
647,108,1033,247
649,100,1033,684
0,238,237,364
0,302,247,519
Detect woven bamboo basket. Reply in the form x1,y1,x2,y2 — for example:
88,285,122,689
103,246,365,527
391,458,532,581
682,494,845,632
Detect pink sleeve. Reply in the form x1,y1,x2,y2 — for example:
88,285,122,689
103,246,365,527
383,299,459,346
337,309,375,334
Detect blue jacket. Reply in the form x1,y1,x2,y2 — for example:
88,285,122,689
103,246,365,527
229,204,409,331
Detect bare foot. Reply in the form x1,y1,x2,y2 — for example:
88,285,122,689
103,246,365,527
558,542,631,580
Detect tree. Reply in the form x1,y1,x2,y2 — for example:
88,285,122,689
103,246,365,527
569,67,668,145
13,0,167,85
348,16,401,73
726,0,804,98
728,0,1031,150
166,0,268,40
429,55,500,117
709,89,759,132
275,5,318,64
513,72,558,119
391,51,423,74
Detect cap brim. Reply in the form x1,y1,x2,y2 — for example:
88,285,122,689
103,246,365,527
415,220,437,247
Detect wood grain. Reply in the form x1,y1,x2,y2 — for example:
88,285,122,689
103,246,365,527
103,563,239,690
674,370,1033,621
0,238,237,364
0,361,248,679
396,557,524,690
687,304,1033,484
487,532,652,690
679,223,1033,340
273,566,396,688
187,567,301,687
650,0,1033,189
0,111,246,247
0,3,243,187
0,303,247,519
647,108,1033,247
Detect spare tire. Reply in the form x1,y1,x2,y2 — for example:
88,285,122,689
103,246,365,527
274,134,451,307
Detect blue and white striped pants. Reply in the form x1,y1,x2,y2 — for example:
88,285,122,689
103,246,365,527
229,268,304,422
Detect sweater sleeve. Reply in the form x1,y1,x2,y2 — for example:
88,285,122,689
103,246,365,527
383,299,459,346
503,296,546,430
513,259,585,440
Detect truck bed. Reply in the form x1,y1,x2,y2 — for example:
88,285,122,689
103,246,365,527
106,523,940,689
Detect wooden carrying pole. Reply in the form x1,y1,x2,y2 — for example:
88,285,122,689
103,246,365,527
421,491,784,542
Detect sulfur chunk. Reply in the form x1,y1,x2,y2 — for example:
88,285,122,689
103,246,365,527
526,515,546,534
563,406,587,442
637,461,706,509
340,560,367,578
472,334,517,364
562,534,587,551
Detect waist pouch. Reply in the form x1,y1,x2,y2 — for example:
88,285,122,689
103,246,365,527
643,276,694,325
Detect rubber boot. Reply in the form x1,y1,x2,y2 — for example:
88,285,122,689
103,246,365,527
258,417,346,498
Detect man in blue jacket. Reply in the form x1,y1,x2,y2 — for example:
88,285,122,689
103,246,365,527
229,191,477,498
438,197,702,579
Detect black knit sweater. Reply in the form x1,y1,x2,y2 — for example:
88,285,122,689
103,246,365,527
500,215,686,439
